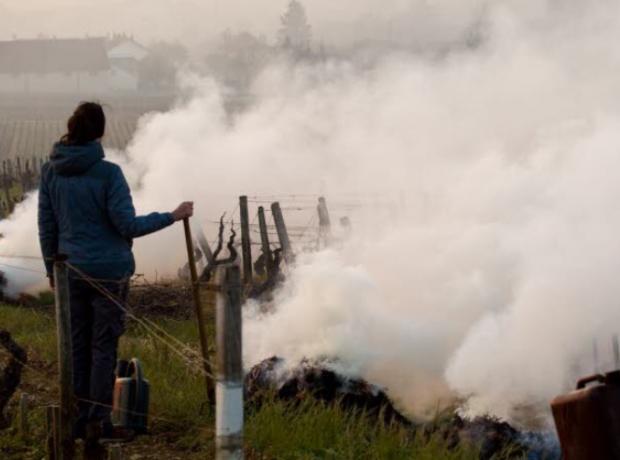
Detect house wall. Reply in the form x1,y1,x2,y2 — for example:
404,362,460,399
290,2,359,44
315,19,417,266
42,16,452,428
108,66,139,91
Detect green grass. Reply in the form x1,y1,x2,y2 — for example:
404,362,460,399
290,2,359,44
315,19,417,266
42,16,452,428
0,303,487,459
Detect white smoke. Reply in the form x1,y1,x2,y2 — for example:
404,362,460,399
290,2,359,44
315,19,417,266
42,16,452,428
3,0,620,425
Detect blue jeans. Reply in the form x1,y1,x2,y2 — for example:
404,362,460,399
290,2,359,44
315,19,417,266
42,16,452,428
69,276,128,431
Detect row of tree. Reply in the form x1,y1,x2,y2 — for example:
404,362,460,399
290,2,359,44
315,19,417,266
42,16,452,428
140,1,315,92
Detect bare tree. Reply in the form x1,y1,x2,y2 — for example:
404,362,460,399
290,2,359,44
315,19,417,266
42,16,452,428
278,1,312,53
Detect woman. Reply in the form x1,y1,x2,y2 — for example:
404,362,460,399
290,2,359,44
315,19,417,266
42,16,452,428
38,102,192,441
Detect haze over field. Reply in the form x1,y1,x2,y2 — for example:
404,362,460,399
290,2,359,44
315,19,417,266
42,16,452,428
1,0,482,47
2,0,620,428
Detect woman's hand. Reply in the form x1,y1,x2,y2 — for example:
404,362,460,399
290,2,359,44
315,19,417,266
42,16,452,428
172,202,194,221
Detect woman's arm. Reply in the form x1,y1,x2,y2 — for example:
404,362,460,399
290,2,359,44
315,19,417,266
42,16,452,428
106,165,178,239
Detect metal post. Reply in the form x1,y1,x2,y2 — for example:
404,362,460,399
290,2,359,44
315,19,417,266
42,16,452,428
183,218,216,405
257,207,274,274
53,259,74,460
239,196,253,285
215,265,244,460
317,197,332,246
271,202,294,265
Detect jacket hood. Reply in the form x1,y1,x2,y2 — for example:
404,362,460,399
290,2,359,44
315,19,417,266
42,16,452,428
50,141,104,176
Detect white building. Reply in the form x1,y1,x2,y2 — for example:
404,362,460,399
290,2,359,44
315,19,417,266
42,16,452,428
106,35,150,91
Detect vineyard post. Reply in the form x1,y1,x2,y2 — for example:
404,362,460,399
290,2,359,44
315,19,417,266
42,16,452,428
46,405,61,460
19,393,29,438
16,156,25,193
317,197,332,247
53,258,75,460
6,158,13,179
257,206,274,274
2,160,11,213
215,265,243,460
271,202,294,265
183,218,215,404
239,196,253,285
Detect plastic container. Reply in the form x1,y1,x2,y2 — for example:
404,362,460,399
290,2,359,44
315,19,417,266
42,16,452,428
112,358,150,434
551,370,620,460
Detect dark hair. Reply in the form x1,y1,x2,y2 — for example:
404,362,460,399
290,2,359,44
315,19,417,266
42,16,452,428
61,102,106,145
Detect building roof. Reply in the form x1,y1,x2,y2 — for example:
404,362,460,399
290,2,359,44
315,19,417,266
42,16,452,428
0,38,110,75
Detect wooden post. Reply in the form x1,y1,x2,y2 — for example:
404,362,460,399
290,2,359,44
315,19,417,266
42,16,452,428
239,196,253,285
215,265,244,460
271,202,294,265
19,393,29,437
317,197,332,248
2,161,11,213
53,259,74,460
257,207,274,274
183,218,216,404
195,226,215,265
46,405,61,460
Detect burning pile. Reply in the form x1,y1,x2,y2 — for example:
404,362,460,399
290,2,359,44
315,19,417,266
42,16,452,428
246,357,560,460
246,356,410,426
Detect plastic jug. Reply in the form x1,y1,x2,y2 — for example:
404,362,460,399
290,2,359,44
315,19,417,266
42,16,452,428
112,358,150,434
551,370,620,459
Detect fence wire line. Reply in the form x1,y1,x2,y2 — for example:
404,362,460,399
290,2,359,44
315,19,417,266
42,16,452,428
0,348,185,426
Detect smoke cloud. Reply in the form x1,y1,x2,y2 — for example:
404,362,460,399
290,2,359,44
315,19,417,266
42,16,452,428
3,0,620,425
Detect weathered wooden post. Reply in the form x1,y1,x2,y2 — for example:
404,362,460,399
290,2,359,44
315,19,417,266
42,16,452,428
239,196,253,285
2,160,11,213
183,218,216,405
215,265,244,460
19,393,29,438
257,207,274,274
195,226,215,266
271,202,294,265
318,196,331,235
46,405,61,460
53,258,75,460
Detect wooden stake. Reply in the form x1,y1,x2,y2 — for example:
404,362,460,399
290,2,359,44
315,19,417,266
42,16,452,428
46,406,58,460
53,259,75,460
215,265,244,460
183,218,215,405
271,202,294,265
195,226,215,265
317,197,332,248
257,207,274,274
239,196,253,285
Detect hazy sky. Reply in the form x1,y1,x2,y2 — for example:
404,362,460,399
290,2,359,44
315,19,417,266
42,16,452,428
0,0,484,47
